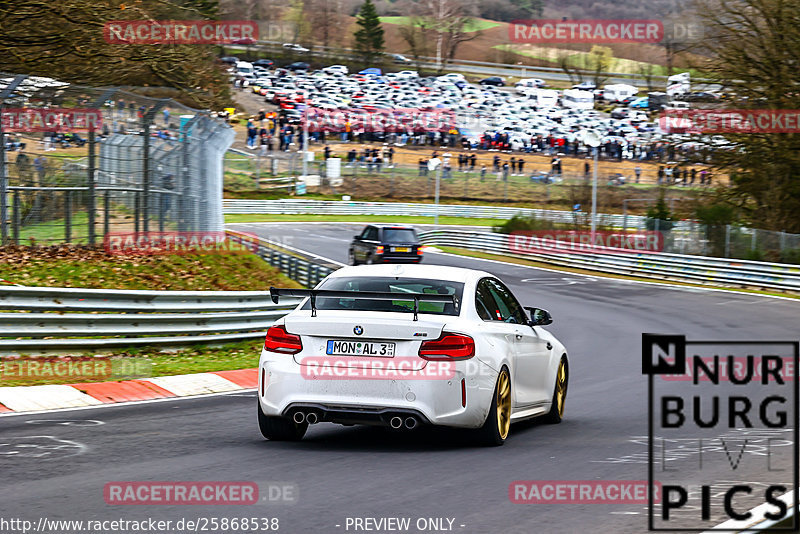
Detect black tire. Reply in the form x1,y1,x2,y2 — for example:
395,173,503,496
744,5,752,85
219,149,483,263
365,253,375,265
348,249,358,265
258,403,308,441
543,357,568,424
475,367,511,446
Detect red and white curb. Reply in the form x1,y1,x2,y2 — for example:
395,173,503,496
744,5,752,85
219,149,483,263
0,369,257,413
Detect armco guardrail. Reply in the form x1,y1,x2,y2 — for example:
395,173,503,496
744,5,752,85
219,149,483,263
0,233,338,354
418,229,800,292
223,199,651,229
227,229,339,285
0,287,301,354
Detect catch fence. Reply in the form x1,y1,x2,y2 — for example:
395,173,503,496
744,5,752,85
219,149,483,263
0,73,234,245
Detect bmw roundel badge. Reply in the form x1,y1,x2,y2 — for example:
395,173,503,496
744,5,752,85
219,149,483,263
353,326,363,335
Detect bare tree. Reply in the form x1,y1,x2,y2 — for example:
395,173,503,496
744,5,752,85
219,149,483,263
557,51,583,84
0,0,231,109
398,15,435,67
403,0,480,72
637,63,659,92
588,45,613,88
691,0,800,232
304,0,347,49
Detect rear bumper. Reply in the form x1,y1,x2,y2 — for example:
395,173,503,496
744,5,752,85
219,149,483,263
258,350,497,429
377,254,422,263
282,403,430,427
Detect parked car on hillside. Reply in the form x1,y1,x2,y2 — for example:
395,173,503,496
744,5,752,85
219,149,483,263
480,77,506,87
283,43,310,53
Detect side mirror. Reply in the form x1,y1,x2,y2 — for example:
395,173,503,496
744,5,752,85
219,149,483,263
525,307,553,326
353,235,361,240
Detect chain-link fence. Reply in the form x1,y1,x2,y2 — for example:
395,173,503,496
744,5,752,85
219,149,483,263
0,73,234,245
223,150,298,193
644,220,800,263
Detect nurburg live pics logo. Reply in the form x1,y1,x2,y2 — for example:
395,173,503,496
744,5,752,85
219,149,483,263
642,334,799,531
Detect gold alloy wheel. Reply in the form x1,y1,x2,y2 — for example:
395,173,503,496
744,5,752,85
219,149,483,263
496,370,512,439
555,360,567,418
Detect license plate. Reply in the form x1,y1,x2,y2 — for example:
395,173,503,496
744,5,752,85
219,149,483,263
326,340,395,357
393,247,411,252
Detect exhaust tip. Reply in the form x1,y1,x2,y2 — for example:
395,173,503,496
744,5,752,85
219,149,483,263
293,411,306,424
306,412,319,424
404,417,418,430
389,416,403,429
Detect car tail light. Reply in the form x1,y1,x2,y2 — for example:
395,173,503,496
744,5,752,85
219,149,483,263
417,246,424,255
264,325,303,354
376,245,384,254
419,332,475,360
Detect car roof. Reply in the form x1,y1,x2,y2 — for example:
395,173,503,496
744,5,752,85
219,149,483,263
364,224,418,230
327,264,493,284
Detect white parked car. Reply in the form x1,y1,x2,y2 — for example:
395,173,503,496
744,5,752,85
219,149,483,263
282,43,310,53
437,73,467,83
258,265,569,446
322,65,349,75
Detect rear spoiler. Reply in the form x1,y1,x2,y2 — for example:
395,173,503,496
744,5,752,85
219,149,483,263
269,287,457,321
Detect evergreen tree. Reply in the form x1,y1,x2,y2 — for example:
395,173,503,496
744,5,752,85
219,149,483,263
353,0,385,66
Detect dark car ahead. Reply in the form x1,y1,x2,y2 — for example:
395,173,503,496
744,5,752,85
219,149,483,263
285,62,310,72
253,59,275,68
349,225,423,265
480,76,506,86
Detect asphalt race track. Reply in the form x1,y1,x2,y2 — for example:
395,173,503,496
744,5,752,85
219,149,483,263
2,221,798,534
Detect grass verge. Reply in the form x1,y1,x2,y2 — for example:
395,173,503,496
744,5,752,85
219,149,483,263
0,246,301,290
0,339,264,387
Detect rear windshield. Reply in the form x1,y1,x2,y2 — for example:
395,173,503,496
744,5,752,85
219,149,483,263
301,277,463,316
382,228,418,243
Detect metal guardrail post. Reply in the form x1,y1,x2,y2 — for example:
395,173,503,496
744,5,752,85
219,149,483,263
141,100,168,234
724,224,731,257
104,191,110,237
142,114,151,233
86,88,116,245
65,191,72,243
158,192,165,233
87,130,96,245
134,193,140,234
12,191,19,244
0,75,28,245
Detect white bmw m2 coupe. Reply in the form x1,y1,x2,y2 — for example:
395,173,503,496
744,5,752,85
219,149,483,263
258,264,568,446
